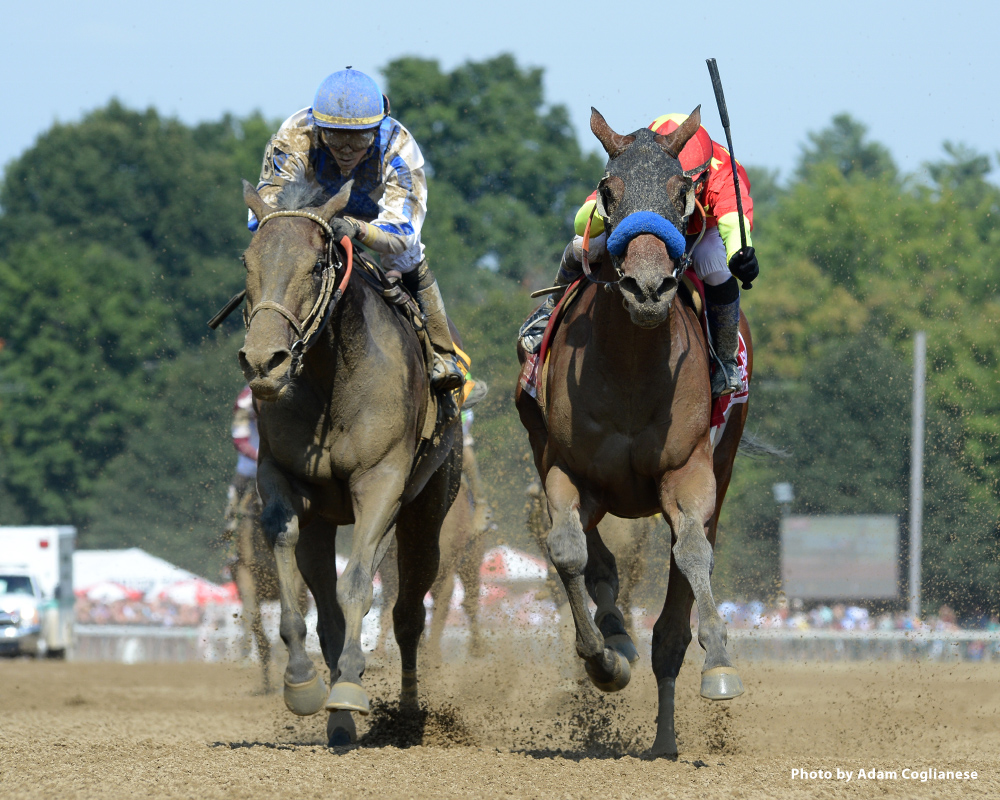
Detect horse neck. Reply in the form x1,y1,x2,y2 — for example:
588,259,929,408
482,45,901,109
301,277,378,389
588,285,679,369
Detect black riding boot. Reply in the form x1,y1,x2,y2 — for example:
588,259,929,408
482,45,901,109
402,260,466,392
705,276,744,398
519,242,584,353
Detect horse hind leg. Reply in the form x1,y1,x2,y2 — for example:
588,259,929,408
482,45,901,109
649,549,694,758
584,526,639,665
545,466,630,693
392,452,456,710
295,519,357,747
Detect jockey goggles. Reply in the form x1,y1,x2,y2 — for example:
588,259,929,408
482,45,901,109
320,128,376,155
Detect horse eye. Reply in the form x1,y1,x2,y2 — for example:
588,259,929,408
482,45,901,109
240,255,248,271
312,260,325,275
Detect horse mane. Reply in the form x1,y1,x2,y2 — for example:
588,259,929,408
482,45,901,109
274,181,327,211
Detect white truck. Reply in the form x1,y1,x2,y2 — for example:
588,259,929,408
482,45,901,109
0,526,76,658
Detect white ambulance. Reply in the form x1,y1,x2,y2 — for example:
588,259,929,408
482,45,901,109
0,526,76,657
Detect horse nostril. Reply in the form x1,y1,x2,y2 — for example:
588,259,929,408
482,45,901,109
654,276,678,301
238,349,252,377
266,349,291,375
620,276,643,300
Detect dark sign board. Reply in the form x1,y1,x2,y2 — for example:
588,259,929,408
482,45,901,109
781,515,899,600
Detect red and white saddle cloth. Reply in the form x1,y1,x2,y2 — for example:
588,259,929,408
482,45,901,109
518,277,749,452
710,332,749,449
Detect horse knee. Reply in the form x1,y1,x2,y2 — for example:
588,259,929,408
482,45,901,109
547,515,587,575
261,502,293,548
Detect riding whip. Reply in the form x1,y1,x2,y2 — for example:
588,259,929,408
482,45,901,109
706,58,751,287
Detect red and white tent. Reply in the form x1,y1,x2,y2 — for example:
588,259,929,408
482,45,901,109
480,546,549,584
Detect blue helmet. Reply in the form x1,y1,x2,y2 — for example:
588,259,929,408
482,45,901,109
312,68,388,130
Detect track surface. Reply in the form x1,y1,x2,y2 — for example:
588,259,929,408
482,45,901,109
2,647,997,799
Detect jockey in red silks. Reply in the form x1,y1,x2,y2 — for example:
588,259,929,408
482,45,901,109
520,112,759,398
250,68,465,393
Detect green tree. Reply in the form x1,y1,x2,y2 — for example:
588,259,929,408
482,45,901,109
382,55,604,288
796,112,897,182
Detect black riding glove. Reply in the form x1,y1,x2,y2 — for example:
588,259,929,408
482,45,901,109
728,247,759,289
331,217,359,242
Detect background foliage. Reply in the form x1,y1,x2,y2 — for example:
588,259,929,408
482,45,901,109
0,57,996,617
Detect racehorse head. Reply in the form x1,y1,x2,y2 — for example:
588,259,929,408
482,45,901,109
590,106,702,328
238,180,353,401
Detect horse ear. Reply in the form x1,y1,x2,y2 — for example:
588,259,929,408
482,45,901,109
318,180,355,222
655,105,702,159
591,108,635,159
243,179,272,224
665,174,695,219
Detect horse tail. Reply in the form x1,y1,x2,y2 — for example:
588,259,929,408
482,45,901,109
737,430,790,459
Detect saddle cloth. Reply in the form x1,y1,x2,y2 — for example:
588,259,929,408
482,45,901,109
518,274,749,451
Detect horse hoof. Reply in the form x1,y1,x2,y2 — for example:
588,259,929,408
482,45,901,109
326,709,358,747
283,673,328,716
325,681,371,715
648,741,679,760
604,633,640,665
585,649,631,693
700,666,744,700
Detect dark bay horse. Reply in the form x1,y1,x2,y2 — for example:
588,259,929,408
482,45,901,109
515,107,751,757
239,179,462,745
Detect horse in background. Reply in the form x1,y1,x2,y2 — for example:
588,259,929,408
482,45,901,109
239,179,463,746
515,107,751,757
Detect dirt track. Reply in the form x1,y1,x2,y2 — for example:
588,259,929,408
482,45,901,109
1,646,997,799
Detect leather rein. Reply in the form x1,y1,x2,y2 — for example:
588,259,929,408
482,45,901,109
245,210,354,377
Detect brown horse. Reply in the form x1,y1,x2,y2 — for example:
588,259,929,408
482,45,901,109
526,483,661,638
515,107,751,757
239,179,463,746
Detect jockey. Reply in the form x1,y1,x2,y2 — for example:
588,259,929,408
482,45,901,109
519,112,759,398
250,68,466,392
221,385,260,572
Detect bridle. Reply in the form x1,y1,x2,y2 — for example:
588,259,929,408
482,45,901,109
245,210,354,378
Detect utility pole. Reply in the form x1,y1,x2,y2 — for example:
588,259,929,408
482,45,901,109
909,331,926,620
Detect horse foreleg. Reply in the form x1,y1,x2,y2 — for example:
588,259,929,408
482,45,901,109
325,463,406,716
584,526,639,665
374,538,398,655
257,460,327,716
545,466,630,692
660,455,743,702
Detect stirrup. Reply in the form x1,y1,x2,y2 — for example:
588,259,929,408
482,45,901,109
431,353,466,392
711,360,743,399
519,305,554,354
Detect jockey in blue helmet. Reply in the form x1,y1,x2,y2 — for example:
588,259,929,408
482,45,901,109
250,68,466,392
